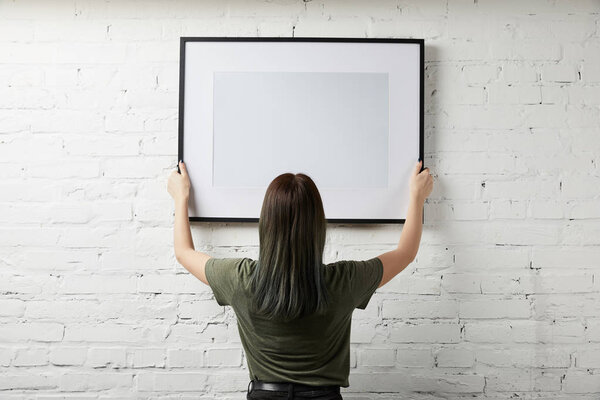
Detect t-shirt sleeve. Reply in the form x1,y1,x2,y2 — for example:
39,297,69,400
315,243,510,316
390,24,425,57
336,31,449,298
204,257,243,306
347,257,384,310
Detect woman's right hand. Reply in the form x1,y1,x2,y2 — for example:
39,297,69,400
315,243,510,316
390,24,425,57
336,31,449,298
409,160,433,202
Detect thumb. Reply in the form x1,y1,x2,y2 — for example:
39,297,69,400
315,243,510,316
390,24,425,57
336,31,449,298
179,160,188,176
413,159,422,176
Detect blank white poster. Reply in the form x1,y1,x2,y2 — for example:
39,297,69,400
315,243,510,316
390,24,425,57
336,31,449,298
212,71,389,189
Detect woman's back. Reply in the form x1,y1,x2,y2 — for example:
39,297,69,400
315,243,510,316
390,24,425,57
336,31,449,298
168,160,433,398
205,256,383,388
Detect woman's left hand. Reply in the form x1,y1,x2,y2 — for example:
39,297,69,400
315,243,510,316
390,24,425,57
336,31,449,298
167,160,191,202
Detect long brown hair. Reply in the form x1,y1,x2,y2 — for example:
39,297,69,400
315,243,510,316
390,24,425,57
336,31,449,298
250,173,329,321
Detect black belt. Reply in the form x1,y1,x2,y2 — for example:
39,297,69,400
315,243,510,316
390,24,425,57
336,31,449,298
249,379,340,394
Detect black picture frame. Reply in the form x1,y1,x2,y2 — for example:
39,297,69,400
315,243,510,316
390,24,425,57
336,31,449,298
178,36,424,224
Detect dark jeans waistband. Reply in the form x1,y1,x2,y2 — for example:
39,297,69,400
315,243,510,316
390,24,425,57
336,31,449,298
248,379,341,393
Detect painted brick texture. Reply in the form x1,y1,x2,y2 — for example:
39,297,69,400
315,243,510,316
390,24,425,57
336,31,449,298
0,0,599,399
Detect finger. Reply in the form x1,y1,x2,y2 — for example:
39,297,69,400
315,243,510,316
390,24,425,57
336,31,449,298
179,160,188,176
419,166,429,175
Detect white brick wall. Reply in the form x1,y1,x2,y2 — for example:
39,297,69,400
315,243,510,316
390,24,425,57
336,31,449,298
0,0,598,398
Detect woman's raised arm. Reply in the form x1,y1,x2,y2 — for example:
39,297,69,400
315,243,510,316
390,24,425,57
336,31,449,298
168,160,211,285
377,160,433,288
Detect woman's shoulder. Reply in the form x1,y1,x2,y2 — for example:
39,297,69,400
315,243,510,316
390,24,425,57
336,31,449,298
206,257,256,280
322,260,354,289
234,257,257,286
323,257,383,281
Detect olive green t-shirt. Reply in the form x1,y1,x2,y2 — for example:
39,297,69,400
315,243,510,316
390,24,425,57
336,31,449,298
204,256,383,388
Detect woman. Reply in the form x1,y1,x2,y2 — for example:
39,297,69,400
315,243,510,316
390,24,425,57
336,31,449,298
167,159,433,400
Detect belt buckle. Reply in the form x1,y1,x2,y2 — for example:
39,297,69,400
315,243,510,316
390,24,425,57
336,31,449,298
247,379,254,393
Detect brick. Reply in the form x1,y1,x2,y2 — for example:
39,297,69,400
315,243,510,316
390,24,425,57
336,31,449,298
396,347,433,367
60,274,137,294
359,348,396,367
489,199,527,219
87,347,127,368
576,347,600,368
350,321,376,344
562,371,600,393
166,323,228,344
64,324,166,343
137,372,209,392
459,299,531,319
0,348,13,366
529,200,565,219
0,323,63,342
132,348,165,368
0,135,63,161
477,346,570,368
585,319,600,342
464,321,512,343
0,373,55,390
59,372,133,391
178,300,225,320
390,322,461,343
27,160,100,179
138,274,210,295
0,299,25,316
56,226,135,248
500,63,538,83
485,368,559,392
512,320,585,343
532,294,600,319
542,64,578,82
488,83,542,105
167,349,203,368
0,202,92,224
29,110,104,134
532,246,600,269
49,347,87,366
462,64,499,84
133,200,173,222
206,348,243,367
350,372,484,393
561,175,600,198
102,156,173,179
435,347,474,367
63,134,139,156
488,221,561,245
0,274,58,295
453,246,530,270
25,300,95,321
13,348,48,366
382,299,458,319
483,177,559,200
